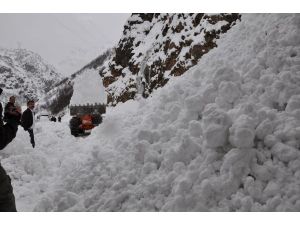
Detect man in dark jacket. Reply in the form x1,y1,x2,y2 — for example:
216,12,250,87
21,100,35,148
4,96,21,124
0,109,19,211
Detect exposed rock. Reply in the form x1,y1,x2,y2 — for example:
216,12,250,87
24,63,37,73
0,66,12,74
100,13,241,106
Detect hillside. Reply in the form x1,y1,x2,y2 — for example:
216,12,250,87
0,48,64,103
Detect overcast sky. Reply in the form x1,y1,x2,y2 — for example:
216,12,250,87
0,13,130,75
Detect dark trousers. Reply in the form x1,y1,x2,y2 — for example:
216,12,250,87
0,164,17,212
28,129,35,148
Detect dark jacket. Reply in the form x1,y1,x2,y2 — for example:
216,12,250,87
21,108,33,131
4,102,17,122
0,121,18,150
0,122,18,212
0,164,17,211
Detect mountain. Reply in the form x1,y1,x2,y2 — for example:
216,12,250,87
70,49,112,79
0,48,65,104
97,13,241,106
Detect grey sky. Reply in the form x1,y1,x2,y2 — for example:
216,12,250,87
0,13,130,75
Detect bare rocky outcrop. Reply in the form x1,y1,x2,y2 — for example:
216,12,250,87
99,13,241,106
0,48,64,102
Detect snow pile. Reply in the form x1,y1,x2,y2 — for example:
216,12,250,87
70,69,106,105
1,14,300,211
0,117,84,211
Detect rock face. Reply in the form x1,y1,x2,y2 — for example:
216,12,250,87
100,13,241,106
0,48,64,102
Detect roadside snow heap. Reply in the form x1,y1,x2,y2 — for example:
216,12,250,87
70,69,106,105
2,14,300,211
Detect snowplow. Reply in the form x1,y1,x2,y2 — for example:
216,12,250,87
69,103,106,137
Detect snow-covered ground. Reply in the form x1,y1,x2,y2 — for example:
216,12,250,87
1,14,300,211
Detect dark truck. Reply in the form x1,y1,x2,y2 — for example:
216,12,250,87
69,103,106,137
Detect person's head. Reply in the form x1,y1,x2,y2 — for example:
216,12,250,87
9,96,15,104
27,100,35,110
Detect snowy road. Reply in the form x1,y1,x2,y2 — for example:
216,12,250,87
0,118,79,211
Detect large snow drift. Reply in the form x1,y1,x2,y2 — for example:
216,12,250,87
1,14,300,211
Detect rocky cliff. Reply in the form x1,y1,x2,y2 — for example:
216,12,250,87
99,13,241,106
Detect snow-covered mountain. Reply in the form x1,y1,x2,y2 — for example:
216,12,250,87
2,14,300,212
0,48,64,103
98,13,240,105
39,49,111,114
0,14,129,75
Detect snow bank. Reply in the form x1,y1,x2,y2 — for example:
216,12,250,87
70,69,106,105
1,14,300,212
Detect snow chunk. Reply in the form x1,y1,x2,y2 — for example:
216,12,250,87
184,94,205,114
229,115,256,149
271,143,299,163
188,120,202,137
202,104,231,148
219,81,241,103
216,81,242,109
212,67,241,87
264,181,280,198
286,95,300,113
221,148,254,177
255,119,274,140
264,135,278,148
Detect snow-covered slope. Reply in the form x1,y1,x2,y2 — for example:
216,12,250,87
0,48,64,103
1,14,300,211
100,13,240,105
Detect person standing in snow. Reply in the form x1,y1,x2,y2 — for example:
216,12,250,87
4,96,21,125
0,91,19,211
21,100,36,148
0,88,3,126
